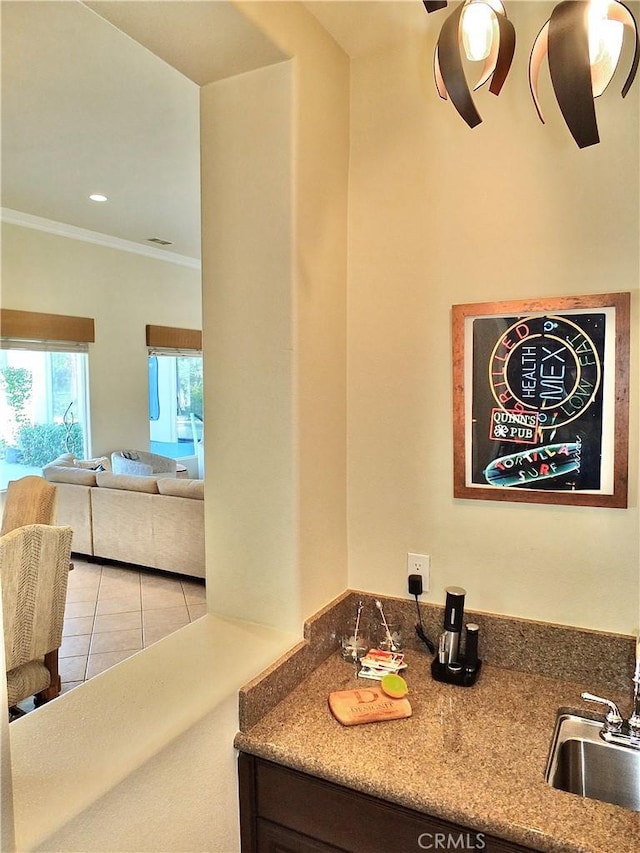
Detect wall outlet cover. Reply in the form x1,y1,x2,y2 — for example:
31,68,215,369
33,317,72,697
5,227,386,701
407,553,430,592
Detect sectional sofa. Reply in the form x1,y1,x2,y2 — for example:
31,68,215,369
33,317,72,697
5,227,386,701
42,454,205,578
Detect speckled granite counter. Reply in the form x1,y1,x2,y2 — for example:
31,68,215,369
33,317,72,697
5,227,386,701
235,643,639,853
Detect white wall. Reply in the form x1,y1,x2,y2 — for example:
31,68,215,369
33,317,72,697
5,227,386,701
347,1,639,633
0,224,202,455
200,62,298,632
203,2,350,633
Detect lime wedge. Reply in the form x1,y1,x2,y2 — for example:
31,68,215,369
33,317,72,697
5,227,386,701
380,673,408,699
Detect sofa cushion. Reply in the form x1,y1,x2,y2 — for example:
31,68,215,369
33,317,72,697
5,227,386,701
43,466,98,486
111,450,177,476
74,455,111,472
157,478,204,500
96,472,160,494
45,453,75,468
112,458,154,476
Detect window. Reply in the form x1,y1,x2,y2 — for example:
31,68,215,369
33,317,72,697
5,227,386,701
148,353,203,457
146,324,203,461
0,309,94,490
0,347,90,490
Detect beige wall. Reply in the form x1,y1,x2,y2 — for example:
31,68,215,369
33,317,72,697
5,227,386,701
200,61,298,631
0,223,202,455
205,2,350,632
347,1,639,634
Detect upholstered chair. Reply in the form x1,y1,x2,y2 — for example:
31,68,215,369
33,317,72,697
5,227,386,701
1,475,57,535
1,524,73,712
111,450,177,477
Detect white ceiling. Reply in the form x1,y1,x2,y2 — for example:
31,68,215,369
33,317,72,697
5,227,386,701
0,1,430,265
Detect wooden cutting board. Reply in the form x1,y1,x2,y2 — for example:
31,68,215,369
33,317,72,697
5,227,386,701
328,686,412,726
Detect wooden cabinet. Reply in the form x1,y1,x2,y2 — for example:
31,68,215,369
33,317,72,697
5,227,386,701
238,754,540,853
255,821,344,853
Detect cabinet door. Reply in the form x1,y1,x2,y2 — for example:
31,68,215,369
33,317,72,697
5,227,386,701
257,819,346,853
239,754,538,853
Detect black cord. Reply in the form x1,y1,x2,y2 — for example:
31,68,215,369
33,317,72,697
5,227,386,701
414,594,435,654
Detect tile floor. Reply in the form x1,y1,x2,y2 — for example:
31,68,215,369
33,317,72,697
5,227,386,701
13,558,206,716
60,558,207,690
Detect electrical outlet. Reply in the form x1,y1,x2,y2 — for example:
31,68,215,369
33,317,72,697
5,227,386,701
407,552,430,592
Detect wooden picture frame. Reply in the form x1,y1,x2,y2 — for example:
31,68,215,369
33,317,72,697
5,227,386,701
452,293,630,508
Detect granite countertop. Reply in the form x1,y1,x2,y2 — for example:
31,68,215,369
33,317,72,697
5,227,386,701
235,647,639,853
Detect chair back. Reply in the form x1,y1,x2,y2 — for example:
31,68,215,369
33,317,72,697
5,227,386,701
1,476,58,536
1,524,73,671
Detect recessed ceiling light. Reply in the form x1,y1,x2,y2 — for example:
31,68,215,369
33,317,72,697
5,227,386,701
89,193,108,202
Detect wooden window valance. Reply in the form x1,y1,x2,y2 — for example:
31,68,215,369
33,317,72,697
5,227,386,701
146,324,202,352
0,309,95,344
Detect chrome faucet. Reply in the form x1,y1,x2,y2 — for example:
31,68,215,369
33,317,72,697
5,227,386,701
581,634,640,750
581,692,624,733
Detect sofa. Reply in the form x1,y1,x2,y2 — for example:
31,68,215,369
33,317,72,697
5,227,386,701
42,454,205,578
111,450,178,477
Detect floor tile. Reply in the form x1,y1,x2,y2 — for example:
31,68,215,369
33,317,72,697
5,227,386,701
141,586,186,610
182,579,206,604
142,622,183,645
66,583,99,604
86,649,138,679
52,569,205,700
93,611,142,633
95,594,141,615
60,634,91,658
143,605,190,645
101,564,139,579
63,616,94,636
59,655,88,683
188,603,207,621
143,604,190,628
64,599,97,620
60,681,83,694
98,575,141,600
90,628,143,654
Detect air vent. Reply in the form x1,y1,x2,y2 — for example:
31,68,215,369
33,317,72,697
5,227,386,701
147,237,173,246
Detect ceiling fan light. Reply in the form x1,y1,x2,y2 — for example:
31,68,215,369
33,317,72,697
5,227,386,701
462,2,495,62
528,0,639,148
589,16,624,67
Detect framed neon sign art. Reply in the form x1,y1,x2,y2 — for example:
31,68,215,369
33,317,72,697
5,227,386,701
452,293,630,508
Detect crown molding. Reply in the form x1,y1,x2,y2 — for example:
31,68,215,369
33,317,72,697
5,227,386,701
0,208,201,270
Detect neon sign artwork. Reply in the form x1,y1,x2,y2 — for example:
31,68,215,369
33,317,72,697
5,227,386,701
452,293,630,508
472,312,605,492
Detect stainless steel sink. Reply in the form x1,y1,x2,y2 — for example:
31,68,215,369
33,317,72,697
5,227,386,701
546,712,640,811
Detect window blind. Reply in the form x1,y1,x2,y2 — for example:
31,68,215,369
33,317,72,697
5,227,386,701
146,324,202,353
0,309,95,346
